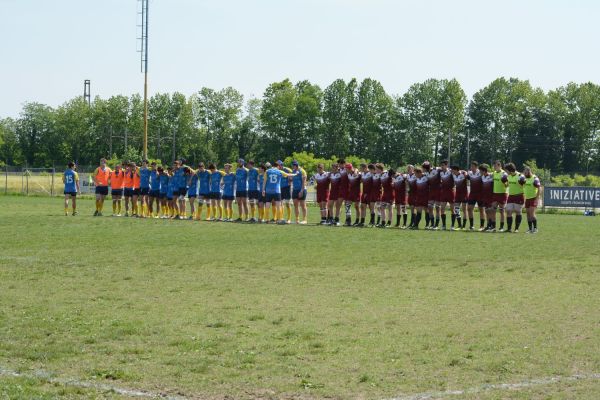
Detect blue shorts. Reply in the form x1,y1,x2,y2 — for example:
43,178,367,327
133,188,140,196
140,187,150,195
111,189,123,197
292,189,307,200
149,189,160,197
64,191,77,197
280,186,291,200
159,193,167,199
235,190,248,198
167,196,174,201
248,190,260,200
187,188,197,198
209,192,222,200
258,194,266,203
95,186,108,196
222,195,234,201
124,188,134,197
265,193,282,203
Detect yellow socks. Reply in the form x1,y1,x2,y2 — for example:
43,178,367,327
285,204,291,221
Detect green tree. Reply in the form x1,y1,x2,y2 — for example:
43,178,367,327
16,103,55,166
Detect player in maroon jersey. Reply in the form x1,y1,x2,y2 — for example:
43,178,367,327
406,165,417,228
451,165,468,230
479,163,494,231
313,163,330,225
371,164,384,226
347,165,362,226
410,167,429,229
337,159,351,226
393,169,408,228
423,161,441,229
466,161,485,231
327,163,342,226
358,163,374,227
379,167,394,227
438,160,455,230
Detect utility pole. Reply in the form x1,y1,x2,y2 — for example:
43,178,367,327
447,131,451,164
172,128,176,162
138,0,149,159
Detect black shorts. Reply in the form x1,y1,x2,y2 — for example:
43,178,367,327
467,199,482,206
64,191,77,197
95,186,108,196
209,192,222,200
266,193,282,203
149,189,160,198
248,190,260,200
133,188,141,196
177,188,187,196
111,189,123,197
258,194,266,204
167,196,174,201
159,193,167,199
140,187,150,195
292,189,307,200
222,195,234,201
236,190,248,198
280,186,291,200
124,188,134,197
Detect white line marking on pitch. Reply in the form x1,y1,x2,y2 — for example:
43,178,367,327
0,366,188,399
385,373,600,400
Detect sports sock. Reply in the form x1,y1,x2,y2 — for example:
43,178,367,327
402,214,407,226
396,215,401,226
435,216,440,227
480,218,485,228
507,217,513,230
360,217,365,224
469,218,474,229
285,204,291,220
376,215,381,225
451,213,456,227
515,214,522,230
95,200,99,211
117,202,122,214
415,211,422,227
425,213,430,226
441,214,446,227
112,203,117,214
528,219,532,230
533,218,537,229
500,221,504,230
456,215,462,228
64,207,68,214
369,213,375,225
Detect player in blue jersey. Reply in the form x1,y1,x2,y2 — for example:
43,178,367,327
257,164,267,222
158,167,170,218
222,164,236,221
62,162,80,216
276,160,293,223
187,165,199,220
174,160,190,219
148,162,161,218
166,168,177,218
291,160,308,224
262,162,296,224
196,163,211,220
246,160,260,222
208,163,226,221
138,160,152,217
234,159,249,222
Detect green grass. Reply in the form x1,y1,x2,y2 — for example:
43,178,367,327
0,195,599,399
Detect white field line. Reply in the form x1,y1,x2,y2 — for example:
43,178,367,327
2,365,599,399
0,366,188,399
386,373,600,400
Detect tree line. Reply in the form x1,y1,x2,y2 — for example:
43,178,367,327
0,77,598,174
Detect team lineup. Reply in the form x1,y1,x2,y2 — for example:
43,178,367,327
62,157,541,233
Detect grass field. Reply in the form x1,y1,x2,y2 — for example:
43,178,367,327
0,196,599,399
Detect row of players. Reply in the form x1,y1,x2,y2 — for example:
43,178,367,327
62,157,541,232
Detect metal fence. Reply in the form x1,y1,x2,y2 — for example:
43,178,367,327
1,166,95,196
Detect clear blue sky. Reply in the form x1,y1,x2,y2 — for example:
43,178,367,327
1,0,598,117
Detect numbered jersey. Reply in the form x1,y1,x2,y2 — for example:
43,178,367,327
265,168,284,194
63,170,78,193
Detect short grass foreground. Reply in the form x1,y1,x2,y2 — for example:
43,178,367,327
1,196,599,399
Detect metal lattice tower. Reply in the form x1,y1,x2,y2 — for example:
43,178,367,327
137,0,149,159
